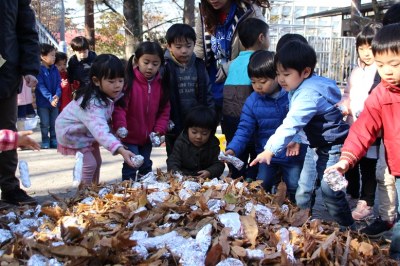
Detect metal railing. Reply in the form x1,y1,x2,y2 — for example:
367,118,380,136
36,19,59,48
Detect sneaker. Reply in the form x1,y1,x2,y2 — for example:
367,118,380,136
50,140,57,149
1,188,37,206
352,200,373,220
41,142,50,149
360,217,394,238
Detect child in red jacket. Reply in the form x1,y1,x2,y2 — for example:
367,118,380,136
326,23,400,261
55,52,73,112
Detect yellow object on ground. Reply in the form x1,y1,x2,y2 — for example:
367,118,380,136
215,133,226,151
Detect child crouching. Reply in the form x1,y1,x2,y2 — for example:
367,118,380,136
167,105,224,178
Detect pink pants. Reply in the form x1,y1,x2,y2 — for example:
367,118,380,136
81,143,102,185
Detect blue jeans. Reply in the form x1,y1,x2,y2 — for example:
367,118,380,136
258,159,304,203
389,177,400,258
296,147,318,209
122,142,153,181
296,144,354,226
37,107,58,144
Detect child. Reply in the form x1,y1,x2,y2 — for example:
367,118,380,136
337,22,382,220
0,130,40,151
17,78,36,131
326,23,400,260
225,50,306,202
222,18,269,180
36,43,61,149
67,36,97,90
167,105,224,178
250,41,354,229
163,23,214,156
113,42,170,181
55,54,135,186
55,52,72,112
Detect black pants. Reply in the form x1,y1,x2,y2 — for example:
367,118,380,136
345,157,377,206
0,92,20,193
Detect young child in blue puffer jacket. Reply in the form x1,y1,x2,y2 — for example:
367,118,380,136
225,50,306,202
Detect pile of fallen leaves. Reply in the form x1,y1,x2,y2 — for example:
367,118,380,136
0,170,397,265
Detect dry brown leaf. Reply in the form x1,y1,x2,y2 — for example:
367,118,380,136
231,246,246,257
272,182,286,206
310,231,336,261
289,208,310,227
219,227,231,258
40,205,65,220
240,215,258,248
50,245,90,257
359,242,374,257
205,243,222,266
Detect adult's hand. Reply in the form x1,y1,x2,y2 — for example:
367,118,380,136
24,75,38,88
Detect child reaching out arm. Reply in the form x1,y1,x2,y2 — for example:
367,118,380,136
0,130,40,151
55,54,135,187
167,105,224,179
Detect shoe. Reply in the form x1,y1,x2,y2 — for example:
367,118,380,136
360,217,394,238
352,200,373,220
1,188,37,206
50,140,57,149
41,142,50,149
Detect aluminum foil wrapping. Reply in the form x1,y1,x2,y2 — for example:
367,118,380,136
149,132,164,147
218,151,244,170
147,191,170,206
18,160,31,188
216,258,244,266
132,245,149,260
245,202,274,225
27,254,62,266
140,172,157,183
81,197,95,205
246,249,265,260
131,155,144,168
167,120,175,131
203,178,228,190
276,228,296,263
179,189,192,201
207,199,225,213
323,169,348,191
147,182,170,191
129,231,149,241
116,127,128,138
98,187,112,198
73,152,83,187
0,229,13,245
182,181,201,192
218,213,243,238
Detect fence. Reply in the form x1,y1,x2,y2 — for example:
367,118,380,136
269,25,357,86
36,19,59,49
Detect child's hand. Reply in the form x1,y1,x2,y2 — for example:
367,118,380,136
196,170,211,179
117,147,136,168
17,131,40,150
224,149,235,157
51,95,59,107
250,150,274,166
61,79,69,87
286,141,300,156
324,160,350,175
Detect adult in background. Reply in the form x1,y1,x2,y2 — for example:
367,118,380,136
194,0,269,121
0,0,40,207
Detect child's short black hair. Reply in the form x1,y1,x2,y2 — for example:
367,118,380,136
248,50,276,79
275,41,317,76
238,18,269,49
184,106,218,134
55,52,68,64
382,3,400,26
276,33,308,51
356,22,382,49
372,23,400,56
166,23,196,45
70,36,90,51
40,43,56,56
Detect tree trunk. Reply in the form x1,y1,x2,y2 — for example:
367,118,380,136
183,0,195,26
371,0,382,22
124,0,143,59
85,0,95,50
350,0,362,36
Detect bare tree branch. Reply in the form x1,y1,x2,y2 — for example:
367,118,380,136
102,0,120,14
171,0,184,11
142,17,181,35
